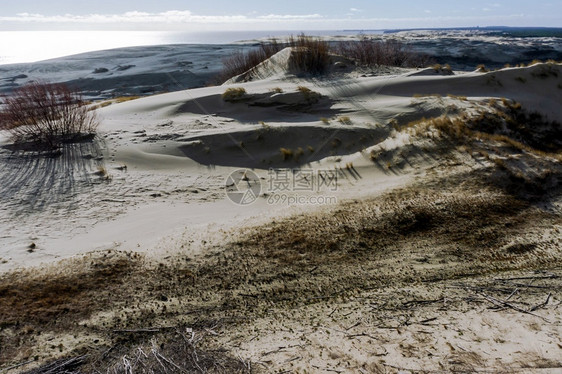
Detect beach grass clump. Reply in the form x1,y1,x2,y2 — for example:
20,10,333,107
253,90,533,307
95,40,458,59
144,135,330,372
114,96,141,103
447,94,468,101
222,87,247,102
0,81,98,149
296,85,321,104
280,147,294,161
413,93,442,98
270,87,283,93
320,117,330,124
338,116,352,125
476,64,488,72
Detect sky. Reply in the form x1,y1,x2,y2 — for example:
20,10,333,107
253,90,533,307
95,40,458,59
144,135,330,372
1,0,561,31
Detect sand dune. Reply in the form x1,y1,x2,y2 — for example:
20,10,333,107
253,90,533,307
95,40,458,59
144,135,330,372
0,45,561,372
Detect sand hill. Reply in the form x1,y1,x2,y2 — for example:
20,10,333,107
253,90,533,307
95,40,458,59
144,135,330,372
0,49,561,373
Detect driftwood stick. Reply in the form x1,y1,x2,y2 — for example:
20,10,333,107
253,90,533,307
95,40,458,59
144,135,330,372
151,348,169,373
496,274,558,281
347,332,378,340
113,328,161,333
480,293,550,322
156,352,185,372
418,317,438,324
1,359,35,372
506,288,519,301
530,293,552,312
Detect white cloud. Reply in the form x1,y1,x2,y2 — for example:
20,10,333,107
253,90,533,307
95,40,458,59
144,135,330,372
0,10,327,24
0,10,547,30
3,10,250,24
257,14,323,20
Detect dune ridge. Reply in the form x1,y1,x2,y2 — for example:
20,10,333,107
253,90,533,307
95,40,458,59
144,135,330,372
0,39,561,372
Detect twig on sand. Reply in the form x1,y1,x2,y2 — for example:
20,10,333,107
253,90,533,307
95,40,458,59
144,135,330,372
113,328,162,333
0,359,35,372
505,288,519,301
479,293,551,322
155,351,185,372
263,347,288,356
25,355,87,374
417,317,438,325
346,332,379,341
345,321,361,331
496,274,559,281
530,293,552,312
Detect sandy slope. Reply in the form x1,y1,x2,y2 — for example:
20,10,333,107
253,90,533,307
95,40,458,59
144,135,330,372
1,59,560,273
0,54,561,372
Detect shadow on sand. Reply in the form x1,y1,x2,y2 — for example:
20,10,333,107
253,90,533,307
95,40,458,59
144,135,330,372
0,138,106,215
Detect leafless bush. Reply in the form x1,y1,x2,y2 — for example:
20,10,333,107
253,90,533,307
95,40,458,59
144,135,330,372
335,38,432,68
0,82,98,149
216,39,283,83
216,34,432,83
287,33,331,75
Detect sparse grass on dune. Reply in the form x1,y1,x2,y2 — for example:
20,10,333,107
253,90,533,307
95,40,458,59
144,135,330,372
400,99,562,158
221,87,246,102
216,33,433,82
2,163,560,372
113,95,141,103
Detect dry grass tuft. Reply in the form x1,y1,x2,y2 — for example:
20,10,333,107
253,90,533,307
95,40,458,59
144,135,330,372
447,94,468,101
476,64,488,72
413,93,442,98
280,147,293,161
338,116,352,125
222,87,246,102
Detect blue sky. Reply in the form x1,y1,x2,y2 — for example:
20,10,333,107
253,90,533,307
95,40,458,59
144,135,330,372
1,0,560,30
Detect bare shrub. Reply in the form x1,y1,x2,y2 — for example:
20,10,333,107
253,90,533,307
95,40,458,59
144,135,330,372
216,34,433,83
287,33,331,75
216,39,283,83
335,38,432,68
0,82,98,148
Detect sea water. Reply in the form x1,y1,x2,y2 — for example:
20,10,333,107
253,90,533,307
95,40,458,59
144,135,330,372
0,30,365,65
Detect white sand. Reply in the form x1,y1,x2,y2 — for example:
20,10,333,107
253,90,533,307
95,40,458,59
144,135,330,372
1,49,561,372
1,60,560,272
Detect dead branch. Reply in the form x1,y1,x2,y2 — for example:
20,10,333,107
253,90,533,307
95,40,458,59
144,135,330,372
480,293,551,322
530,293,552,312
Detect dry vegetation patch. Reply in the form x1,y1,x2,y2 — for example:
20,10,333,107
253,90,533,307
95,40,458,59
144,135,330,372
2,160,561,372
